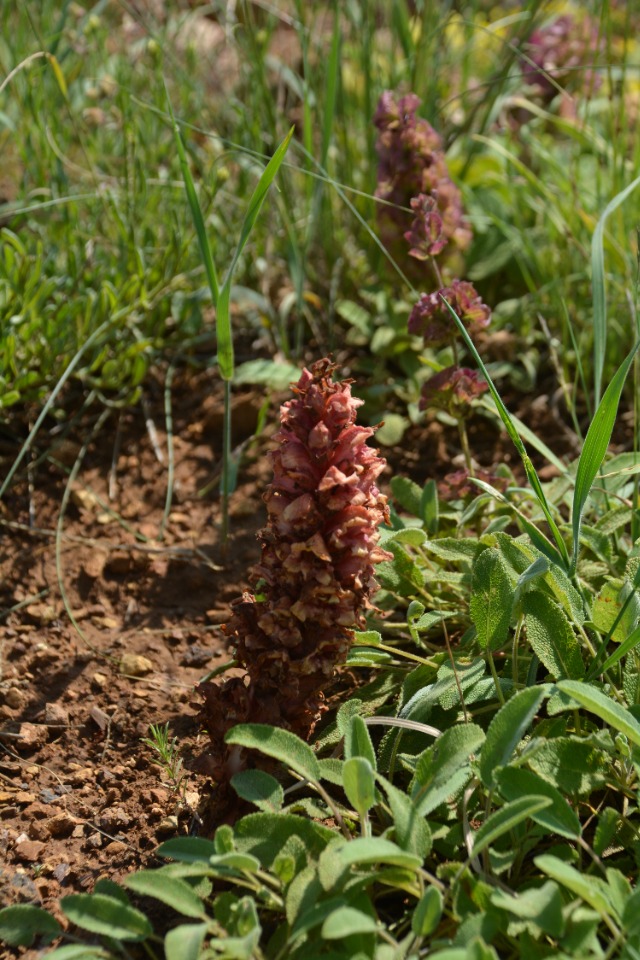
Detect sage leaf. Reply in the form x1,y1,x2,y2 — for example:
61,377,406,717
523,591,584,679
479,685,550,787
469,548,514,650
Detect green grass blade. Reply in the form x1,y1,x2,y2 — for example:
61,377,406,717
217,126,294,381
592,173,640,406
164,82,220,310
571,340,640,573
588,621,640,679
441,296,570,570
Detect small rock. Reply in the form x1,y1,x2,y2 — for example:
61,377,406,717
53,862,71,882
68,767,93,785
149,787,169,805
83,551,107,579
119,654,153,677
15,839,45,862
181,645,215,667
46,813,78,839
85,833,103,849
91,672,109,690
25,801,57,819
103,840,127,855
16,723,47,751
93,616,119,629
71,825,85,839
89,706,111,732
14,792,36,805
45,703,69,727
105,552,131,575
156,815,178,834
5,688,24,710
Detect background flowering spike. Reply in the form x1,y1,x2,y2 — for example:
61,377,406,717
198,359,391,780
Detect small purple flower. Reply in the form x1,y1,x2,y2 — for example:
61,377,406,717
420,365,489,415
374,91,471,265
522,14,603,99
408,280,492,348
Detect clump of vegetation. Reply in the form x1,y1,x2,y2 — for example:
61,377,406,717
3,1,640,958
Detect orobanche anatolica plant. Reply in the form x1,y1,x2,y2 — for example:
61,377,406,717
199,359,391,779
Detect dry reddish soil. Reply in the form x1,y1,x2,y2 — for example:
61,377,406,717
0,361,584,957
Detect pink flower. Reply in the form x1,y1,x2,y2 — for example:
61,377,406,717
522,14,603,99
409,280,491,347
420,365,489,415
198,360,391,780
374,91,471,267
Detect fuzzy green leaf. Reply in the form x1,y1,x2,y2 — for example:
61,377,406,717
0,905,61,947
60,894,152,941
527,735,609,795
523,591,584,679
490,881,564,938
472,796,552,858
231,769,284,813
412,723,485,815
495,767,581,838
343,757,376,817
557,680,640,746
331,836,422,871
412,886,443,937
479,685,550,787
165,923,209,960
321,906,378,939
157,837,218,864
469,548,514,651
535,855,616,918
123,871,206,919
226,724,320,782
344,714,377,769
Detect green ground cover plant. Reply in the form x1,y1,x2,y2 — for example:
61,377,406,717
3,0,640,957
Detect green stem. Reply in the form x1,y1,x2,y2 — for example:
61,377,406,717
487,651,505,705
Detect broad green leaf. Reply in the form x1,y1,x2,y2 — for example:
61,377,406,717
527,735,609,795
591,173,640,407
391,476,423,517
61,894,152,941
93,879,130,904
522,591,584,679
479,685,550,787
123,871,206,919
343,757,376,816
0,904,61,947
592,579,640,642
571,340,640,571
374,413,409,446
226,724,320,782
512,555,548,609
331,836,422,871
157,837,218,863
41,949,109,960
421,478,439,533
292,896,354,938
469,548,514,651
412,723,485,816
423,537,482,563
495,767,581,838
557,680,640,746
535,855,616,918
412,886,443,937
234,358,300,390
233,812,334,868
165,923,209,960
490,881,564,938
345,715,377,769
231,769,284,813
471,797,552,858
321,906,378,939
378,774,432,857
